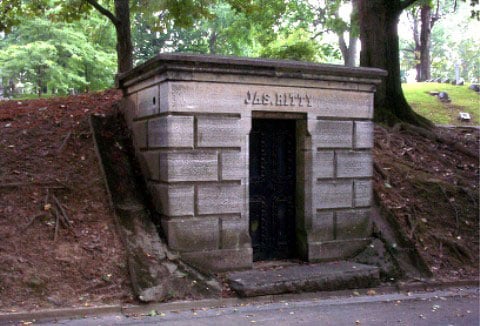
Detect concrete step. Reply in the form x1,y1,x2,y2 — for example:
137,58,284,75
227,261,380,297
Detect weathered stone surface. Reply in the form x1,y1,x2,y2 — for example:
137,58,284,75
227,261,380,297
137,86,159,117
311,120,353,148
354,179,372,207
197,183,243,215
162,218,219,251
314,179,353,209
132,121,147,149
121,95,136,128
182,248,253,273
221,217,251,249
117,54,383,271
336,151,373,178
312,150,335,179
166,81,374,119
354,121,374,149
308,239,371,262
137,151,159,180
159,151,218,182
148,116,194,148
221,150,246,181
336,209,372,240
197,116,244,148
150,183,194,216
308,211,334,242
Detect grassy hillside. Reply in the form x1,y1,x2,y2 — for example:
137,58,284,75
403,82,479,125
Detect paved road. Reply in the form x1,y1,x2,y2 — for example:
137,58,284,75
46,287,479,325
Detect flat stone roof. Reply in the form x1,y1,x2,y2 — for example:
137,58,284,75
117,53,387,88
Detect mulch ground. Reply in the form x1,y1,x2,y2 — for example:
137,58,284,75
0,90,478,312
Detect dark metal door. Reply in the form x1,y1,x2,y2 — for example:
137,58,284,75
249,119,296,261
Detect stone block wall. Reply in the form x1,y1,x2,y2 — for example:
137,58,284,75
123,83,252,272
118,54,385,271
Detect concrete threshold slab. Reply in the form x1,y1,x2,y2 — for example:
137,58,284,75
227,261,380,297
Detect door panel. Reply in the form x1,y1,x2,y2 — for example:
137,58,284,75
249,119,296,261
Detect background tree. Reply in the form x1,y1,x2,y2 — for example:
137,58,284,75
359,0,432,127
0,14,116,96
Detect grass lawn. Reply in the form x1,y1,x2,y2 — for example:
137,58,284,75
403,82,480,126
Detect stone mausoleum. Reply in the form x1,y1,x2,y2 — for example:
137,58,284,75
117,54,386,272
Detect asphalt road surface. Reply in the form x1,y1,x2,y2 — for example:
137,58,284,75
46,287,479,325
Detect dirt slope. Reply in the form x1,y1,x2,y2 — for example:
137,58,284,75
0,91,478,312
0,91,132,312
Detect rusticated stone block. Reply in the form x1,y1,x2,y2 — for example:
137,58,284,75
336,151,373,178
132,121,147,149
311,120,353,148
148,116,194,148
197,116,244,148
308,211,334,242
163,218,219,251
197,183,243,215
221,217,251,249
354,179,372,207
221,150,246,181
150,183,194,216
159,151,218,182
354,121,374,149
137,86,159,117
314,179,353,209
182,248,253,273
336,209,372,240
312,150,334,179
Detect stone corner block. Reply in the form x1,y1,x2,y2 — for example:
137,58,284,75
149,183,194,216
221,150,246,181
197,116,245,148
314,179,353,209
221,217,251,249
181,248,253,273
159,151,218,182
308,210,334,242
162,218,219,252
354,179,372,207
148,116,194,148
313,150,335,179
354,121,374,149
136,86,159,118
312,120,353,149
197,183,243,215
335,209,372,240
336,150,373,178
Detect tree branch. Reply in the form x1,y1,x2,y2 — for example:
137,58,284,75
84,0,120,26
400,0,420,11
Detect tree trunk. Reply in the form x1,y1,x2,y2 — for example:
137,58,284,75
411,9,422,81
338,33,358,67
359,0,431,127
114,0,133,73
419,5,432,81
337,0,359,67
209,30,217,55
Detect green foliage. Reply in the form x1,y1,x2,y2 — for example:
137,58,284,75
0,13,116,95
259,29,340,62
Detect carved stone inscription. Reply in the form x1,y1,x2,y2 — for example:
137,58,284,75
244,90,312,107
